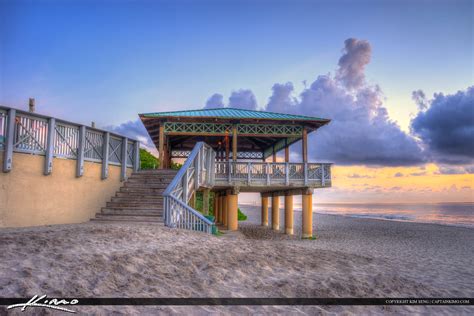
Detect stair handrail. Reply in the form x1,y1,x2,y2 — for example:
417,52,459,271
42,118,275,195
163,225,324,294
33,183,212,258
163,142,215,234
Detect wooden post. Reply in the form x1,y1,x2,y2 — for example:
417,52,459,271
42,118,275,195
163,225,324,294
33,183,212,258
284,193,294,235
133,141,140,172
29,98,35,113
76,125,86,177
302,190,313,238
162,137,168,169
225,133,230,161
216,194,222,223
167,142,173,168
102,132,110,179
189,191,196,209
285,142,290,185
232,125,237,161
302,127,308,163
44,118,55,175
272,146,277,162
222,194,228,228
213,192,218,220
261,195,269,226
272,195,280,231
203,189,210,215
3,108,15,172
120,137,128,181
218,195,223,224
158,124,164,169
227,192,238,231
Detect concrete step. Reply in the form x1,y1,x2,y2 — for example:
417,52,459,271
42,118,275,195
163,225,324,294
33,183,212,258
115,192,164,198
102,206,163,212
127,178,173,184
92,215,163,223
119,187,167,193
111,196,164,202
106,201,163,208
123,182,170,188
127,177,175,183
94,168,177,224
129,173,177,178
99,209,163,216
132,170,178,176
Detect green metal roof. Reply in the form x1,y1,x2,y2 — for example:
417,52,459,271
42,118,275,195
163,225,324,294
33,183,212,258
140,107,329,122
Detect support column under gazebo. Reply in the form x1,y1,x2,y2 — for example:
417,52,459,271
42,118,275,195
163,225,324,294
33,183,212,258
261,195,269,226
227,190,238,231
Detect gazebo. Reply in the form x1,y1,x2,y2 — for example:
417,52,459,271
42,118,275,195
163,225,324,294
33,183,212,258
140,108,331,238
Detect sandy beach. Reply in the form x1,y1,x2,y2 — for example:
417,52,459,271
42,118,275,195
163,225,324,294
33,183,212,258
1,206,473,315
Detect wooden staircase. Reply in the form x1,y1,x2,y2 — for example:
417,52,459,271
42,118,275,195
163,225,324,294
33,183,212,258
92,169,178,223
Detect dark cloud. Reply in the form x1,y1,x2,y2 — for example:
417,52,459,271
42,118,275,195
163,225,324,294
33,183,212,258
348,173,374,178
411,86,474,165
204,93,225,109
412,89,428,111
394,172,404,177
228,89,258,110
409,171,427,176
336,38,371,90
435,165,474,175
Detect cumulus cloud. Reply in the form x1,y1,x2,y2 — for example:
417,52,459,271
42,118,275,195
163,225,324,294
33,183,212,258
336,38,371,90
228,89,258,110
411,86,474,165
202,38,426,166
266,82,296,113
105,119,155,153
296,74,425,166
204,93,225,109
204,90,258,110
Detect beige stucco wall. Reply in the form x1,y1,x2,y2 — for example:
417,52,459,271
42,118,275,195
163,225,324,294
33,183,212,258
0,152,131,228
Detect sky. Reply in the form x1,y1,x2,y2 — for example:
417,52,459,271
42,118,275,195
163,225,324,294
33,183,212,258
1,0,473,203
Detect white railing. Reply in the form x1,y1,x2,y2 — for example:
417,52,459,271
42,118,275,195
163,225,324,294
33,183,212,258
214,161,331,187
163,142,215,234
0,105,140,178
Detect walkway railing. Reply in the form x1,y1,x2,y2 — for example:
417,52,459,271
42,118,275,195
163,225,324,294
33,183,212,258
0,106,139,179
214,161,331,187
163,142,215,233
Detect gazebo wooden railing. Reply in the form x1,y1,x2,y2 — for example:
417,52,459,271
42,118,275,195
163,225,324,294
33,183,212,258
163,141,332,234
214,161,331,187
163,142,215,233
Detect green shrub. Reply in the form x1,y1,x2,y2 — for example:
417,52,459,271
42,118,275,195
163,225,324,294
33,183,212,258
139,148,159,169
238,208,247,221
170,161,183,170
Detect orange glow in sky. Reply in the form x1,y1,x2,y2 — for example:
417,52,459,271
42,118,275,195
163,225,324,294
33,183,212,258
314,164,474,203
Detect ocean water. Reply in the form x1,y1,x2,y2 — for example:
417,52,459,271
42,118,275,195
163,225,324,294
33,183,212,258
241,201,474,228
313,202,474,228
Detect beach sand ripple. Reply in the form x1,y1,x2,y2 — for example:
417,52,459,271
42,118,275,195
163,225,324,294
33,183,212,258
0,206,473,315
